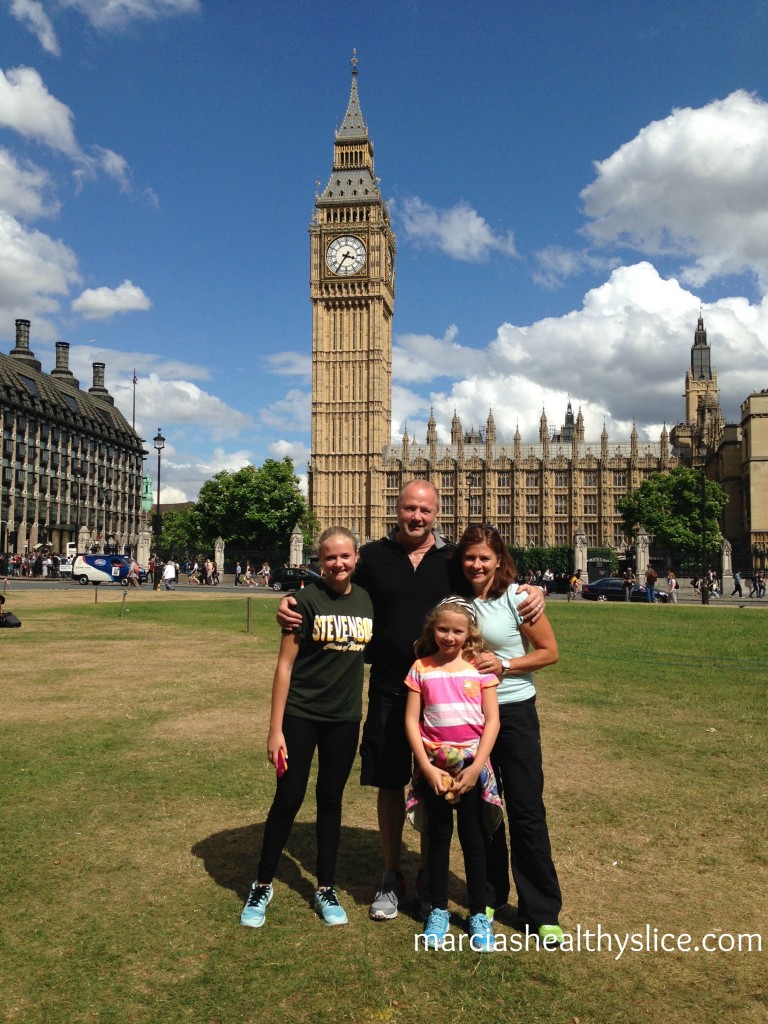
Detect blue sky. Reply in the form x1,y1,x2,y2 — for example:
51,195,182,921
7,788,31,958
2,0,768,502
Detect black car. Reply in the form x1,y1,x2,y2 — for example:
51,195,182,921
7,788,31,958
268,566,322,591
581,577,669,603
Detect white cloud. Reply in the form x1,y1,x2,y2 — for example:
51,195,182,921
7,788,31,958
269,439,310,466
393,324,482,384
0,66,79,157
9,0,60,56
581,90,768,289
128,374,254,440
532,245,620,289
72,279,151,319
395,197,518,262
269,440,310,495
160,446,253,503
265,351,312,378
0,146,58,219
395,263,768,444
0,209,80,323
260,388,311,431
93,146,132,193
59,0,201,30
0,66,134,195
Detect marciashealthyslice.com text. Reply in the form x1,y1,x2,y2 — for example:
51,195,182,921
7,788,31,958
414,924,763,958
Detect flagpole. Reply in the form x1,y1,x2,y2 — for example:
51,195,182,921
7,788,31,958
132,369,137,429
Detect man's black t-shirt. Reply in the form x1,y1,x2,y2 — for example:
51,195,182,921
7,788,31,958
354,534,465,695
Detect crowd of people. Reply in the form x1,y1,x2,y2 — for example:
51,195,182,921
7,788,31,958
0,552,65,578
240,478,561,953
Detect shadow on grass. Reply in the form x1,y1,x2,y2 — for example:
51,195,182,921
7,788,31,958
191,820,478,922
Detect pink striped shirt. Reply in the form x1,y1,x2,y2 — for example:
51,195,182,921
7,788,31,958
405,656,498,748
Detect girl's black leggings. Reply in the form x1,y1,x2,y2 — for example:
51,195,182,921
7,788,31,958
256,714,359,888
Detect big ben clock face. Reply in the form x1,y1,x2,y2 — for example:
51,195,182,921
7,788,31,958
326,235,366,276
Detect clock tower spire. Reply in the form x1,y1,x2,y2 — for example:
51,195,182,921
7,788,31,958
309,54,395,540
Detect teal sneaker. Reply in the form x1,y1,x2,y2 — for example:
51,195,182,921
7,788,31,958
314,887,348,926
423,907,451,949
468,912,495,953
240,882,273,928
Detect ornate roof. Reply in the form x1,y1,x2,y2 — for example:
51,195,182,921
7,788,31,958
317,55,379,206
0,350,144,450
336,57,367,140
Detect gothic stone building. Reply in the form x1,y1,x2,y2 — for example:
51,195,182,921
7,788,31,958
0,319,146,556
309,63,765,566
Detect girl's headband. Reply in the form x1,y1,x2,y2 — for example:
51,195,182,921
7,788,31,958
434,595,477,624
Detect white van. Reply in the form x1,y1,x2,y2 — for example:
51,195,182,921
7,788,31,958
72,554,132,586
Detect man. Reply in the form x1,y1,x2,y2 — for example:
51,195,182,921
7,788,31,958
644,565,657,603
162,560,176,591
277,479,544,920
622,567,635,602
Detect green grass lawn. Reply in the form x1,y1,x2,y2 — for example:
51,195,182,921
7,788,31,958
2,593,766,1024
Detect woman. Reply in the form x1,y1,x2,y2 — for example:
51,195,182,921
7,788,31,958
456,525,563,945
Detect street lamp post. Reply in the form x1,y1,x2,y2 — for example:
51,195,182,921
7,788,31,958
153,429,165,590
699,448,710,606
73,463,86,554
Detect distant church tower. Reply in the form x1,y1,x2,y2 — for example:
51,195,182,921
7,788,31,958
685,314,719,424
673,313,724,461
308,53,396,540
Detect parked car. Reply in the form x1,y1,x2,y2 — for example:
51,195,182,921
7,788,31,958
268,566,322,591
580,577,669,603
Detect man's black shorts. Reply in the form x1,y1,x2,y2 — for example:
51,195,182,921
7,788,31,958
359,689,413,790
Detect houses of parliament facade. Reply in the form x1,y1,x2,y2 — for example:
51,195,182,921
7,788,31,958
309,59,768,570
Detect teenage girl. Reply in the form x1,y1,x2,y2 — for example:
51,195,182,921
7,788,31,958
240,527,374,929
404,596,501,952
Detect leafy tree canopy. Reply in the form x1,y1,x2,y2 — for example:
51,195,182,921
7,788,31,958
195,458,317,549
157,506,203,555
618,466,727,555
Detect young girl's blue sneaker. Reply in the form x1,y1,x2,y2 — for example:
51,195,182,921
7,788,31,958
314,887,348,926
240,882,273,928
468,912,495,953
423,907,450,949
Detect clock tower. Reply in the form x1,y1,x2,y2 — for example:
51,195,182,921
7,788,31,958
309,53,395,541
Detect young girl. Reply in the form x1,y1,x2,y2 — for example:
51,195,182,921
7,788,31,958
404,597,501,952
240,527,373,929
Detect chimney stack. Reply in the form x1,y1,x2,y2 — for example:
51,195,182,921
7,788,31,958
50,341,80,388
9,318,42,371
89,361,114,405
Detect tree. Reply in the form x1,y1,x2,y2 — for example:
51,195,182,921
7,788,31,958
618,467,727,556
510,545,573,576
157,506,203,555
195,458,317,550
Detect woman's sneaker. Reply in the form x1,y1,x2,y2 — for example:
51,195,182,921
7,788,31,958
314,888,348,926
538,924,564,947
423,907,451,949
468,912,495,953
240,882,273,928
369,870,405,920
